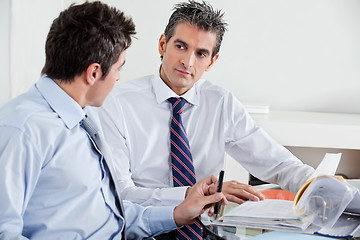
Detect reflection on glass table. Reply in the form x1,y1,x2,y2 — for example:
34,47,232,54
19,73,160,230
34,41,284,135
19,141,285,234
203,218,360,240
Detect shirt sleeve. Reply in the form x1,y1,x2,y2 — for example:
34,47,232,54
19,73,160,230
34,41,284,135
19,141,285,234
0,126,42,238
223,92,314,193
99,94,187,206
123,200,177,239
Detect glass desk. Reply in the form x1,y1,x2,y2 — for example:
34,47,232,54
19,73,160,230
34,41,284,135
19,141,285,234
203,180,360,240
204,224,265,239
204,224,360,240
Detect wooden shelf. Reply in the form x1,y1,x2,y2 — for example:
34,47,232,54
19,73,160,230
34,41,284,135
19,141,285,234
250,111,360,150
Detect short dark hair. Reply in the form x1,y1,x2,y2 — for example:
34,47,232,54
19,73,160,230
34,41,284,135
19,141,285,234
42,1,136,82
164,0,227,58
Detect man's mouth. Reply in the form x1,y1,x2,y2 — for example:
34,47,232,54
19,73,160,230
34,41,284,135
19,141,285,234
176,69,191,75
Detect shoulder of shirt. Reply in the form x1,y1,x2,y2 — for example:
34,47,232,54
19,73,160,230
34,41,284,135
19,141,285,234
0,87,57,133
197,79,232,98
109,75,153,99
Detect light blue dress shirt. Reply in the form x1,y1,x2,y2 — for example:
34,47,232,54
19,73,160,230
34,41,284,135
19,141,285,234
0,75,176,239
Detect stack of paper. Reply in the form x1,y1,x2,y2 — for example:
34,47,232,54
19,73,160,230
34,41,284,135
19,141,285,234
213,153,360,237
214,199,310,231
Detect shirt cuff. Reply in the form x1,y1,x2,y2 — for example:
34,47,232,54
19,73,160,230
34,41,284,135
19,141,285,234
164,186,188,205
149,205,177,234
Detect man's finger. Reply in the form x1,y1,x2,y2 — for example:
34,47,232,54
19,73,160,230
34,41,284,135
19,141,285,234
202,192,228,209
202,174,218,186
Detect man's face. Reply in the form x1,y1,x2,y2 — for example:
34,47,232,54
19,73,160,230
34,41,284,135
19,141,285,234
88,50,126,107
159,22,219,96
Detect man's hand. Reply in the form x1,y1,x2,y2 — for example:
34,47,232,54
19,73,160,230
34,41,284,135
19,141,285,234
209,180,265,205
173,175,228,227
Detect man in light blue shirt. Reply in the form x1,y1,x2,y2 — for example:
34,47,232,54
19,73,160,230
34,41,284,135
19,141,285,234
0,2,226,239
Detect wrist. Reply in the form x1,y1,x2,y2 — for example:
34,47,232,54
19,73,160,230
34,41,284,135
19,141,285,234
173,204,187,227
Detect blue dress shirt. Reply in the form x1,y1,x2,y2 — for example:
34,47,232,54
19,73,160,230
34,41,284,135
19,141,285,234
0,75,176,239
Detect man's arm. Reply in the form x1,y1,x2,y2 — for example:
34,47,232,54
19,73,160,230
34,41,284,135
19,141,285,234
0,127,41,238
226,126,314,194
223,92,314,196
123,175,227,239
123,200,177,239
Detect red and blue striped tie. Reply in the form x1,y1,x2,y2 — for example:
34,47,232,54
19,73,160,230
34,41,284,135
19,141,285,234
168,97,202,240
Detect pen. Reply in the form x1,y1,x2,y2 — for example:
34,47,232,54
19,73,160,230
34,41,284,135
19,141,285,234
213,170,224,220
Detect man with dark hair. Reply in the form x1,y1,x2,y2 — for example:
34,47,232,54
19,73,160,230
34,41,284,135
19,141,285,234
0,1,226,239
163,0,226,59
99,0,314,215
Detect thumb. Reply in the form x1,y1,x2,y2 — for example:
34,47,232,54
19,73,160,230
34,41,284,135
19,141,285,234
208,183,217,195
204,192,227,206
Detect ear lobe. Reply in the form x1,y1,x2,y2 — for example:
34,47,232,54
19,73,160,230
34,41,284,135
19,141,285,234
205,54,219,72
158,33,166,56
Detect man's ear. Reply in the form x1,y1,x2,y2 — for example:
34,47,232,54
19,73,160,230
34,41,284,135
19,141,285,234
205,54,219,72
86,63,102,85
158,33,167,57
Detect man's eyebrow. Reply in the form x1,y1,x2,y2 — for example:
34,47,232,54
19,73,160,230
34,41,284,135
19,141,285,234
198,48,210,56
121,60,126,67
174,39,188,48
120,60,126,68
117,60,126,71
174,39,211,56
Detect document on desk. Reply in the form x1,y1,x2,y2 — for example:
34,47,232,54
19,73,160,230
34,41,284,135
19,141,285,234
308,153,341,180
212,153,360,236
307,177,360,238
293,152,360,238
213,199,310,231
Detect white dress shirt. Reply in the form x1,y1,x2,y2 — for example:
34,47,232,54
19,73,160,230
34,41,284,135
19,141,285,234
0,75,176,239
99,72,314,207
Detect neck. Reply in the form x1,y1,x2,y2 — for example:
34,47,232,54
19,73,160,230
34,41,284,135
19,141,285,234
53,75,88,108
159,65,189,96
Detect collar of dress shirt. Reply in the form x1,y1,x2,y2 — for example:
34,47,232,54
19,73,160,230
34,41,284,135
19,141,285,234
153,70,200,106
35,75,88,130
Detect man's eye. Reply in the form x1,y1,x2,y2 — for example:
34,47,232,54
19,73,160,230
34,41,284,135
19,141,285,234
176,44,184,50
198,52,207,58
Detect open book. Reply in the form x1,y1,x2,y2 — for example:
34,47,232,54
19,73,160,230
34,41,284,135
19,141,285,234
212,153,360,237
293,153,360,237
214,199,311,231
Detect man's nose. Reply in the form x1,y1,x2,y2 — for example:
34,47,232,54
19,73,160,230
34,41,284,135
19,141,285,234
181,52,195,69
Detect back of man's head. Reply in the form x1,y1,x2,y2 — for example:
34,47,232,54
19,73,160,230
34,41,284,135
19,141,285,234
164,0,227,58
42,1,136,82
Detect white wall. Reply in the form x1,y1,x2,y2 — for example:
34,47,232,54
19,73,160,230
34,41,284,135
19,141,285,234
217,0,360,114
9,0,64,99
0,0,11,105
2,0,360,114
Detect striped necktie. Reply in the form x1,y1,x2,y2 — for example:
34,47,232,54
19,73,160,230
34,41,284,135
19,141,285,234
168,97,202,240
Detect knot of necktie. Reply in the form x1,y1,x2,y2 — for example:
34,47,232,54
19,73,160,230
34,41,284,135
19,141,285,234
81,115,98,140
168,97,186,115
